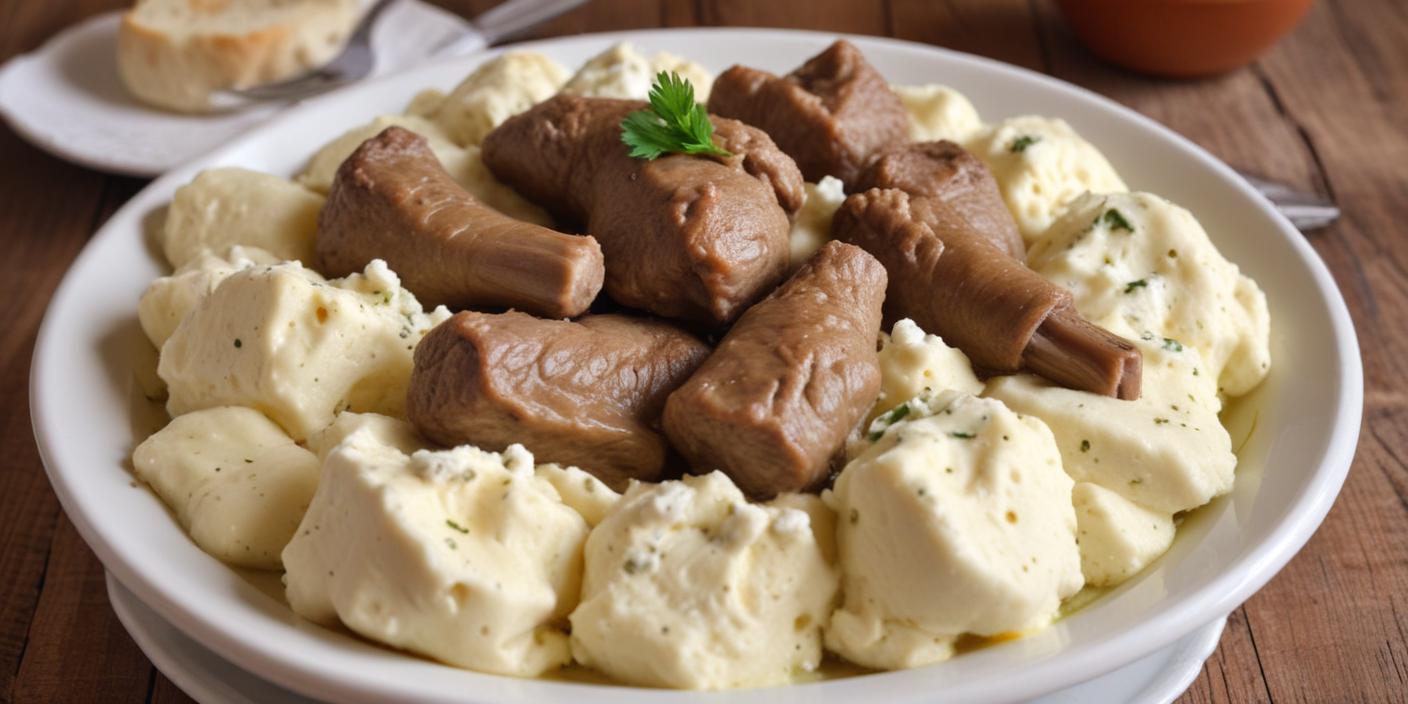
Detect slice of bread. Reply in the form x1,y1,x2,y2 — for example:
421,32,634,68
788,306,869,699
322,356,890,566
118,0,363,113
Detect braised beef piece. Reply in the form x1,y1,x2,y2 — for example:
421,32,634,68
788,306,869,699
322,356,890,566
707,39,908,188
832,188,1141,399
316,127,603,318
663,241,887,499
480,95,803,327
407,311,710,489
856,140,1026,260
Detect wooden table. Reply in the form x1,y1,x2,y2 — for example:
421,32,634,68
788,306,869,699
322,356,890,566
2,0,1402,701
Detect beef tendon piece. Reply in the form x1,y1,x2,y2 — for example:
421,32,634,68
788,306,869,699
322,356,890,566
857,140,1027,260
663,241,887,498
407,311,710,489
317,126,604,318
1025,306,1142,400
833,188,1142,399
707,39,908,187
481,95,803,327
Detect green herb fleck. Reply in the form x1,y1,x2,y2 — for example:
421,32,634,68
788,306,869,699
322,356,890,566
868,403,912,440
1124,279,1149,294
1080,439,1091,453
1009,135,1040,153
849,508,860,525
1161,337,1183,352
233,338,243,348
620,72,731,160
1154,417,1170,425
948,431,977,440
446,519,469,534
1129,478,1144,486
1102,209,1134,232
445,537,458,550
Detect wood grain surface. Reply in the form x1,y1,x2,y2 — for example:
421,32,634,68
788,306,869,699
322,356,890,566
1,1,1403,702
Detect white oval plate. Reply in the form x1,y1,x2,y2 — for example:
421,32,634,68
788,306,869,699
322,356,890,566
33,28,1362,704
105,571,1226,704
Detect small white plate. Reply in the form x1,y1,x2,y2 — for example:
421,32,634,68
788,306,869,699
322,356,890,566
33,27,1362,704
0,0,473,177
106,571,1226,704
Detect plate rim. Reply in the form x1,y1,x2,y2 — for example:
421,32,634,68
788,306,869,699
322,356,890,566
31,26,1364,704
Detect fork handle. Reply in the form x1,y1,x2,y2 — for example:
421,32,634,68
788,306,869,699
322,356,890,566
471,0,589,46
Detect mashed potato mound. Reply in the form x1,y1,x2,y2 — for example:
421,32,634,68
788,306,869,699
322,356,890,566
162,168,324,268
159,260,448,440
561,42,714,101
827,391,1082,670
133,406,318,570
569,471,837,689
430,52,568,146
870,319,983,424
893,83,985,144
788,176,846,270
968,115,1127,243
1027,191,1271,397
283,430,588,677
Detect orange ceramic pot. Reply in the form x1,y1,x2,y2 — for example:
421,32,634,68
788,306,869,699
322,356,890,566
1056,0,1314,77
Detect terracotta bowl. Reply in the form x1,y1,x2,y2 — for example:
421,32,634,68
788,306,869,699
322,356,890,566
1056,0,1314,77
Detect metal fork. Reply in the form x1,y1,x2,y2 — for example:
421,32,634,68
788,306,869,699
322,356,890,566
1237,171,1340,233
225,0,585,103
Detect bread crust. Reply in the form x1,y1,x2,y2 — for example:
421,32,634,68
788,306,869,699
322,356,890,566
117,0,360,113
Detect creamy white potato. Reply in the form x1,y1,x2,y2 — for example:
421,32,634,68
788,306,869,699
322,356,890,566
561,42,714,101
431,52,569,146
788,176,846,270
159,260,448,440
826,391,1082,670
283,430,587,677
162,168,324,268
893,83,985,144
138,245,279,350
569,472,837,689
535,464,621,528
984,361,1233,515
1027,191,1271,397
870,318,984,424
404,88,447,117
1072,482,1175,587
967,115,1127,243
304,411,428,462
132,406,318,570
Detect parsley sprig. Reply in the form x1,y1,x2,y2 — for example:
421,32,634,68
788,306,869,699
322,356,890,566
620,72,732,160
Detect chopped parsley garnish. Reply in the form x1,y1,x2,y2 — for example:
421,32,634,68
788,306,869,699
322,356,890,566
446,519,469,534
1154,417,1170,425
1161,337,1184,352
233,338,243,348
620,72,731,160
1101,208,1134,232
868,403,912,440
1009,135,1040,153
1080,439,1091,453
948,431,977,440
1124,279,1149,294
